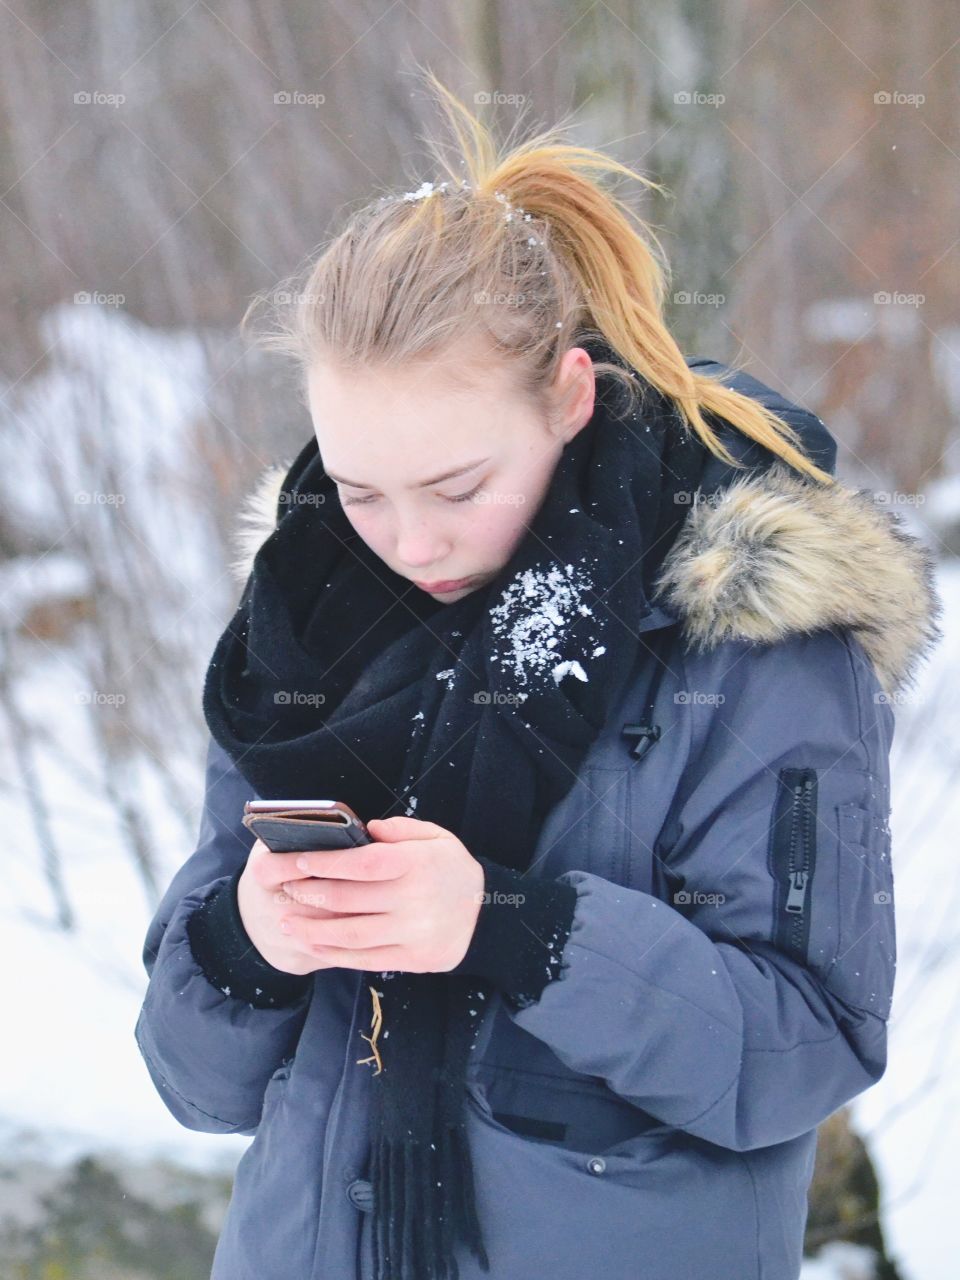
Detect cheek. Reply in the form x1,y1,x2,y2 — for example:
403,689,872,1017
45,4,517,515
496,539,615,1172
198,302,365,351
342,506,467,563
343,501,527,564
343,507,384,543
478,497,534,558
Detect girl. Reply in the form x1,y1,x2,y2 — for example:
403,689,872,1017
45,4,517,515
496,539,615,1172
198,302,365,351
136,77,942,1280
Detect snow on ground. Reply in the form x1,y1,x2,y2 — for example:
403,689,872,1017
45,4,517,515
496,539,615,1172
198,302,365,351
801,1241,884,1280
0,304,249,1170
1,304,958,1278
0,650,236,1168
3,302,211,572
844,558,960,1280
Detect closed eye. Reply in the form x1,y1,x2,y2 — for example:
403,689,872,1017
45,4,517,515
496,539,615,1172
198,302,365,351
341,484,482,507
445,484,482,504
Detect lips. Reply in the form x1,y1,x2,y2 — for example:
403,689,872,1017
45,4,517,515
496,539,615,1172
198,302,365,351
413,576,473,592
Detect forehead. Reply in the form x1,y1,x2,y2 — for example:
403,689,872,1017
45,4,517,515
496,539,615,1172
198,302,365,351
305,342,539,475
306,333,516,405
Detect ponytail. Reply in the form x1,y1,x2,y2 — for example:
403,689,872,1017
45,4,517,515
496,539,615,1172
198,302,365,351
244,70,834,486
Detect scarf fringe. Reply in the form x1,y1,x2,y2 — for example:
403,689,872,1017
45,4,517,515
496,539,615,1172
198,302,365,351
371,1122,491,1280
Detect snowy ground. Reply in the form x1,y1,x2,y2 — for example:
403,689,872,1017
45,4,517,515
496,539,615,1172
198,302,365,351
1,305,957,1280
843,558,960,1280
0,303,251,1176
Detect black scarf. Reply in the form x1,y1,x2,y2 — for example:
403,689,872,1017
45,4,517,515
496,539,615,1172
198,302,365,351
201,338,711,1279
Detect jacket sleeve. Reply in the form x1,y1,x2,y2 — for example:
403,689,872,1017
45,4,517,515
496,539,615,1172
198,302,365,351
453,627,898,1153
134,735,314,1135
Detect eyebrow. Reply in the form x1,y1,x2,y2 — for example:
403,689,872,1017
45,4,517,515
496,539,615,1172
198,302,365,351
325,456,491,490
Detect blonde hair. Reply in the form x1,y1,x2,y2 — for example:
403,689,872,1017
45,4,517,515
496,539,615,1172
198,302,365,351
243,71,835,486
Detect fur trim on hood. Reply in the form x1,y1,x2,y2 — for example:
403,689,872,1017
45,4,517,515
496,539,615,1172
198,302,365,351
652,461,942,698
228,458,943,700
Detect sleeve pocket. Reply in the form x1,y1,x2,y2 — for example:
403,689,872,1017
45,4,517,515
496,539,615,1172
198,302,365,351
822,801,896,1020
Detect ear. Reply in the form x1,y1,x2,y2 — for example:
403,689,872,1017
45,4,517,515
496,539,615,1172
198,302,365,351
556,347,596,442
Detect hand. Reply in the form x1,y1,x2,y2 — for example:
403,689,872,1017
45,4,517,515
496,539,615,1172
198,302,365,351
275,815,486,974
236,838,348,977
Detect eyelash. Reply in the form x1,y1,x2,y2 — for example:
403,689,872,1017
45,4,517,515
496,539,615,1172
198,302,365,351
342,484,482,508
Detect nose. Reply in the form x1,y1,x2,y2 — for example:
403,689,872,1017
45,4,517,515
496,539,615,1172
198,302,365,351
394,520,451,572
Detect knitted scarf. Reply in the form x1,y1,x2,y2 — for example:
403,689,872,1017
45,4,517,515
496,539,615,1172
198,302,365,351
201,337,711,1278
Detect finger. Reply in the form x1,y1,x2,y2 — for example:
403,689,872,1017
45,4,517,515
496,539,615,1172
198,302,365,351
367,815,443,841
280,877,396,914
286,943,409,972
274,897,342,920
252,846,336,888
291,844,408,882
281,912,402,952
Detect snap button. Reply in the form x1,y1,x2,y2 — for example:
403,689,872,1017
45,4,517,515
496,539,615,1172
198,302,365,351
346,1178,374,1211
586,1156,606,1175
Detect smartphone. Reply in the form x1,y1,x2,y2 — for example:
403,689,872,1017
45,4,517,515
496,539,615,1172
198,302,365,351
242,799,372,853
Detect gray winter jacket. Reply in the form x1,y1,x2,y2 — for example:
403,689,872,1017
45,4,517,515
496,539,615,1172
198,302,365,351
135,361,942,1280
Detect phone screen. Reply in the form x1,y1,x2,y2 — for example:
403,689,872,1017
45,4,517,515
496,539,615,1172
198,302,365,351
245,799,341,814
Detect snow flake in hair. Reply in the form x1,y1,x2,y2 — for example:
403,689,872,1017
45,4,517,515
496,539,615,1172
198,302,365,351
491,188,544,242
392,179,473,203
493,188,523,223
402,180,441,201
384,181,545,243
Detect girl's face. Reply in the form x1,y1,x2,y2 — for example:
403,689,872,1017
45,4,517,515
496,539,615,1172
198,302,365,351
306,342,596,602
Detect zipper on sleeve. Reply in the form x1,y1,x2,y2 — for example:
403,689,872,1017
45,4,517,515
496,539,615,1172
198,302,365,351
770,768,818,964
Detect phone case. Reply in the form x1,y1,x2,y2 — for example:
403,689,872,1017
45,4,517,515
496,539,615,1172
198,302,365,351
242,806,371,853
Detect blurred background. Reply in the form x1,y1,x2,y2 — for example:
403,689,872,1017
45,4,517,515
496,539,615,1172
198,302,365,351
0,3,957,1278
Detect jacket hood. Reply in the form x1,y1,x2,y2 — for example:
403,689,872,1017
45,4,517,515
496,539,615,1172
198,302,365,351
652,459,942,698
227,367,942,701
